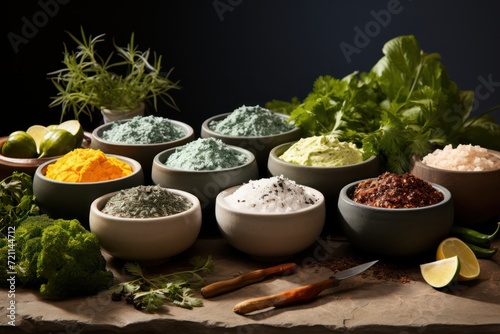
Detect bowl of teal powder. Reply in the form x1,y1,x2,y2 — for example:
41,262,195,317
91,115,195,184
200,105,302,176
151,137,259,235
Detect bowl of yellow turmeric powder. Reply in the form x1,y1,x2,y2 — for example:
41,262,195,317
33,148,145,229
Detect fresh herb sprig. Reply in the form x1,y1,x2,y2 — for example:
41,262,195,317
0,172,39,235
110,256,214,312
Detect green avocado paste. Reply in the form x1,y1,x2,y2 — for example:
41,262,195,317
279,135,363,167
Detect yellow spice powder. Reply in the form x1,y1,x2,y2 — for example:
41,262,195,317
45,148,133,182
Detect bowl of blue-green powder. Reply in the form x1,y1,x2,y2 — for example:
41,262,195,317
200,105,302,176
91,115,195,184
151,137,259,235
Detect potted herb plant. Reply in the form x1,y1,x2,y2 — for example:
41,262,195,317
48,27,181,123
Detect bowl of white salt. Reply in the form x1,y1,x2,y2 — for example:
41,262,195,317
215,175,325,261
200,105,302,176
151,137,259,235
91,115,195,184
409,144,500,227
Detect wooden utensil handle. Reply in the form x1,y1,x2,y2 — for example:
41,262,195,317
201,263,298,298
233,278,339,315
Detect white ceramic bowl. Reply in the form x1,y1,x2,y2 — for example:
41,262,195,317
91,119,195,184
215,184,326,261
33,155,144,229
268,141,380,232
338,179,454,257
89,188,202,264
151,145,259,235
200,113,302,176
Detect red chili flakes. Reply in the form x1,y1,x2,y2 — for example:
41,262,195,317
351,172,444,208
315,255,417,284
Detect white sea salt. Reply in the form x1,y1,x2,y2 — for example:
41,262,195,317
224,175,319,213
422,144,500,171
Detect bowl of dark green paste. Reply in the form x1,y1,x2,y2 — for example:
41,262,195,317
151,137,259,235
91,116,195,184
89,185,202,264
200,105,302,176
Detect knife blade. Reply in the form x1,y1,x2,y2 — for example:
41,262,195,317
233,260,378,315
201,262,298,298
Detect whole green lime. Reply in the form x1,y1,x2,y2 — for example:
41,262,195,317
38,129,77,158
1,131,38,158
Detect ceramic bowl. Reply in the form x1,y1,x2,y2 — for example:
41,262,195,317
89,188,202,264
91,119,194,184
409,152,500,227
151,145,259,235
268,141,380,232
215,184,325,261
33,155,144,229
338,179,454,257
0,132,92,181
200,113,302,176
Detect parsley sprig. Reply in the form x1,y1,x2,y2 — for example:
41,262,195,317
110,256,214,312
0,172,40,235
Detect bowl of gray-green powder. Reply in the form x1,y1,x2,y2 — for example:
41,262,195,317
91,116,195,184
200,105,302,176
151,137,259,235
89,185,202,264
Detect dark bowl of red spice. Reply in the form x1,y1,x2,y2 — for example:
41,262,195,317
337,172,454,257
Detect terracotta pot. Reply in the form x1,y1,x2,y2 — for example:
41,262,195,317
101,102,145,123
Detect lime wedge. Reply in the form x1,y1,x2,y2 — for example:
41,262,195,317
57,120,84,145
26,125,50,154
420,255,460,288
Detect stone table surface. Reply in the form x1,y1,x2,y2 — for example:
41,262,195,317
3,237,500,334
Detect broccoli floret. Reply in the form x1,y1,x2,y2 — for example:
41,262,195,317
0,237,9,287
13,215,114,300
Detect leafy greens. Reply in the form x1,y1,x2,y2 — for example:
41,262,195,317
266,35,500,173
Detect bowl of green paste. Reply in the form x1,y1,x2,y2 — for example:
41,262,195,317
200,105,302,177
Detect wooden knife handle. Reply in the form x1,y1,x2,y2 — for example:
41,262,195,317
201,263,298,298
233,277,339,315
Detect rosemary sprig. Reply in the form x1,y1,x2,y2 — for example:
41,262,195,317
110,255,214,312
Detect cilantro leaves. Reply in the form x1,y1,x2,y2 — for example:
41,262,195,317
267,35,500,173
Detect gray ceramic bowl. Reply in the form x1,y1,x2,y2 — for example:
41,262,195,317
216,184,325,261
268,141,380,231
91,119,194,184
409,153,500,227
200,113,302,176
151,145,259,235
33,155,144,229
338,179,454,257
89,188,202,264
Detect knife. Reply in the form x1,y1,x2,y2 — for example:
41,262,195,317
201,262,298,298
233,260,378,315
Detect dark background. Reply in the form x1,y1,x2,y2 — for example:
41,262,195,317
4,0,500,137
